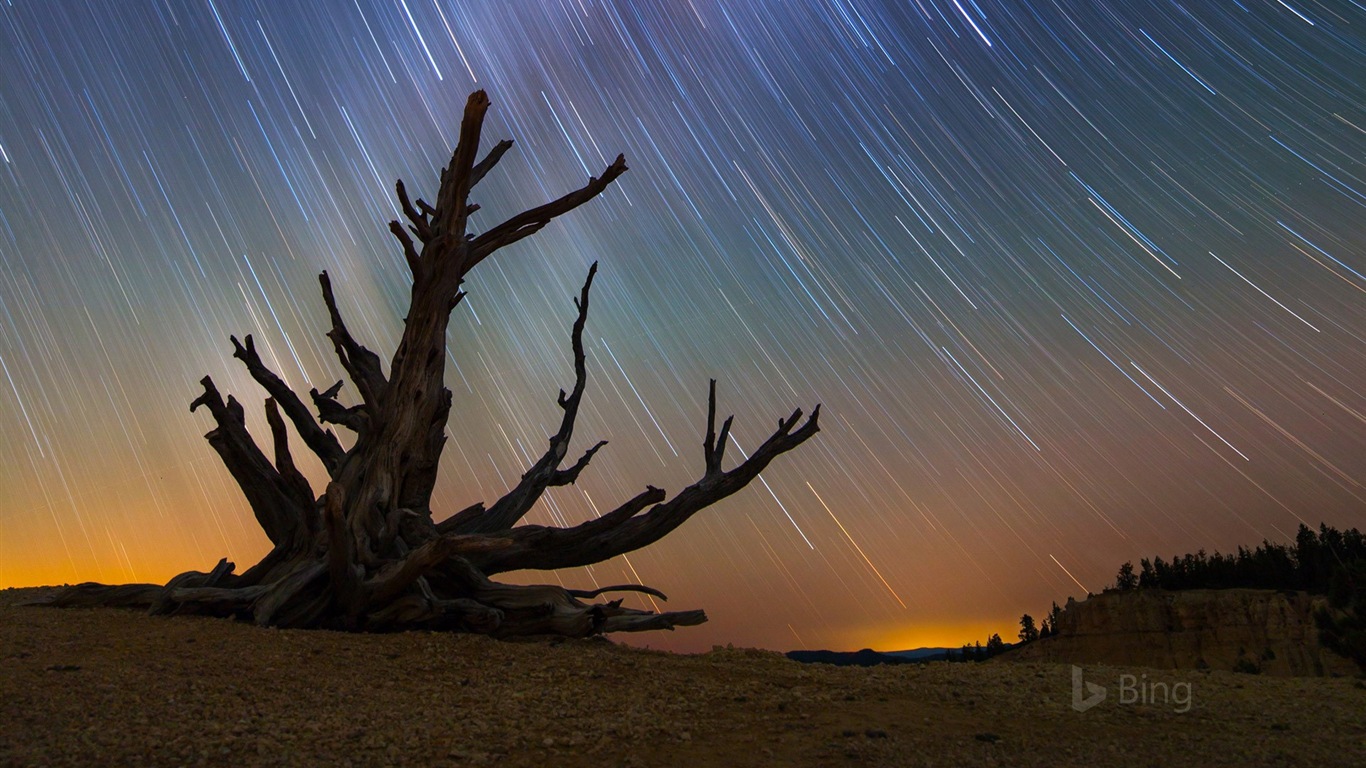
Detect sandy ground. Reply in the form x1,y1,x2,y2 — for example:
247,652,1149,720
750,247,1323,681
3,586,1364,767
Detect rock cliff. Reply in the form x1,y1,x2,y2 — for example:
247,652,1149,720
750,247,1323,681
1002,589,1357,676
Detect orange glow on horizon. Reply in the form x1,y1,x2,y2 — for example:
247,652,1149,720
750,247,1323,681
843,619,1019,653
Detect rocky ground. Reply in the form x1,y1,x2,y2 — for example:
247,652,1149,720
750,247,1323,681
3,587,1364,767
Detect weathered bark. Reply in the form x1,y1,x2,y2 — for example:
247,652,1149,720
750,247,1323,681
440,263,605,535
31,90,820,639
232,334,345,477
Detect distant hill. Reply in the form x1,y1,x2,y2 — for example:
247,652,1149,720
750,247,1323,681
998,523,1366,675
885,647,964,662
998,588,1357,676
786,647,958,667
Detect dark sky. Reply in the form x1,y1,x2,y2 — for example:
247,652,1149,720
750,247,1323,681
1,0,1363,651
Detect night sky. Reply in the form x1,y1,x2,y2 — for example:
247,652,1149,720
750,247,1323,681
1,1,1364,652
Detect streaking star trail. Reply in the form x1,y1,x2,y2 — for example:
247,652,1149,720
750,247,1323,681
0,0,1363,651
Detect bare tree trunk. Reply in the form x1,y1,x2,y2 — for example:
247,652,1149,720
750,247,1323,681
32,91,819,638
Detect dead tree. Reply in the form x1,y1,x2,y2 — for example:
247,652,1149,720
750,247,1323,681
35,91,819,637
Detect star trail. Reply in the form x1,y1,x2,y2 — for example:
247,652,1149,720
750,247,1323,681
1,1,1363,651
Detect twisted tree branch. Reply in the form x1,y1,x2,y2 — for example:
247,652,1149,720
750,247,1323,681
470,139,514,189
432,90,490,257
230,334,345,475
318,271,388,410
449,263,606,534
469,385,820,575
189,376,309,550
395,179,432,243
264,397,316,519
388,220,423,277
465,156,627,275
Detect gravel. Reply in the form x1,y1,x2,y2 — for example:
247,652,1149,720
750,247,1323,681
3,586,1364,767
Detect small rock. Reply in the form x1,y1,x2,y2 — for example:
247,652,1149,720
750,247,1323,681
865,729,888,739
45,664,81,672
975,732,1001,743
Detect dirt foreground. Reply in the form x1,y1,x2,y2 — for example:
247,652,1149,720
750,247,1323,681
3,587,1363,767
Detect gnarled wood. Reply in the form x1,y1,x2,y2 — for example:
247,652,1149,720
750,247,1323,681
231,334,345,476
190,377,309,551
37,90,819,641
318,271,388,412
470,383,820,575
446,262,606,535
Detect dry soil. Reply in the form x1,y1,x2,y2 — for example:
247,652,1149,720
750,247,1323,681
2,587,1363,767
